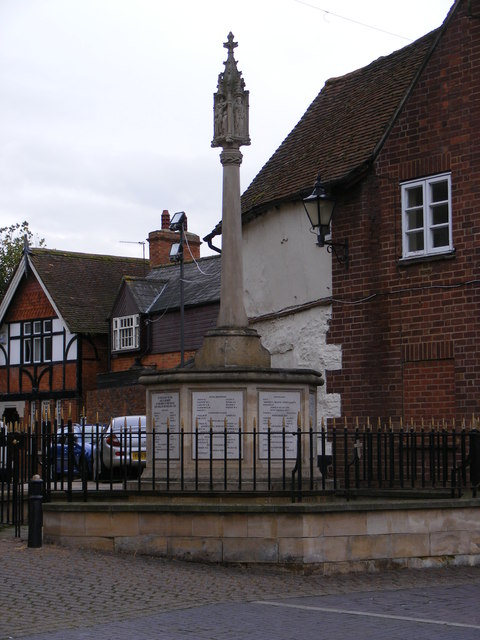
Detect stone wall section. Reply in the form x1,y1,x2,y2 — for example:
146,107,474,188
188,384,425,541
43,500,480,573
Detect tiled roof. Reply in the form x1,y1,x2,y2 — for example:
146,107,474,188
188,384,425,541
124,278,167,314
240,28,442,219
29,249,147,334
145,255,221,314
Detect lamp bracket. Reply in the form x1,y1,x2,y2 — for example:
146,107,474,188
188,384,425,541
321,238,349,270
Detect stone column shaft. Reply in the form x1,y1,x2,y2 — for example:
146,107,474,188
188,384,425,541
217,148,248,328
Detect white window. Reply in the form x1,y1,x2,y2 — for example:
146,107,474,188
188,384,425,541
33,337,41,363
112,314,140,351
22,319,54,364
41,400,50,421
401,173,452,259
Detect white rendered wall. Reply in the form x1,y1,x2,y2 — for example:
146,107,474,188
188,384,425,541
251,307,341,426
243,201,332,317
242,202,342,423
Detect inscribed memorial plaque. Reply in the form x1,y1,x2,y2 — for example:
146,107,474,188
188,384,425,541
152,391,180,459
192,390,243,459
258,390,301,459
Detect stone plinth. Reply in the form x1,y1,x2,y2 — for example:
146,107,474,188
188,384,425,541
194,327,271,369
140,367,323,487
42,498,480,573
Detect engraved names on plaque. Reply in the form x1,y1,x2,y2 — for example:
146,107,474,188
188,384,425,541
152,391,180,459
192,390,243,459
258,390,301,459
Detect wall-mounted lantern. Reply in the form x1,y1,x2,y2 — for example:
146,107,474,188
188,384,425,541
303,174,349,269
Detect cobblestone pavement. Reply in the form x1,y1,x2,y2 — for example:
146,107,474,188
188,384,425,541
1,529,480,639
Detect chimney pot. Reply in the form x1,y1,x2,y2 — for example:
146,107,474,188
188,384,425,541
161,210,170,230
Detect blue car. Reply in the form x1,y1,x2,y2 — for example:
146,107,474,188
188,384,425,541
50,424,98,480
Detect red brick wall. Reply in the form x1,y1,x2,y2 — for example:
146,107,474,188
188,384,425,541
111,350,196,373
4,275,55,321
403,359,455,422
326,3,480,424
86,385,146,423
148,229,201,268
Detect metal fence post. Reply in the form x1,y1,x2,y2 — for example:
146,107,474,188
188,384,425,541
28,474,43,548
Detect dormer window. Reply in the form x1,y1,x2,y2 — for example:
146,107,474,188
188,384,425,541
112,314,140,351
401,173,452,259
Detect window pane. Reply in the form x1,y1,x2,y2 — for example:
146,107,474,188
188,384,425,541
407,230,424,252
24,322,32,336
407,186,423,207
113,315,139,350
407,209,424,230
44,336,52,362
44,319,52,333
24,339,31,363
431,180,448,202
432,227,449,248
432,203,449,226
33,321,41,334
33,337,41,362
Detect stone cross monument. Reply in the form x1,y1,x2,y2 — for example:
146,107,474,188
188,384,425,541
195,33,270,368
141,34,323,490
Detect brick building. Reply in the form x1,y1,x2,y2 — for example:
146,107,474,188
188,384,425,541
0,249,146,425
0,212,220,425
208,0,478,425
90,213,220,421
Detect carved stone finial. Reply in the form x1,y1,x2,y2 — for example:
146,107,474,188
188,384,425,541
212,33,250,148
223,32,238,55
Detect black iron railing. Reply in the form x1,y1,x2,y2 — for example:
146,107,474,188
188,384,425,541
1,420,480,513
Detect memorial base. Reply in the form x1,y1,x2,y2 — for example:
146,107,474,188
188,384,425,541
139,367,324,485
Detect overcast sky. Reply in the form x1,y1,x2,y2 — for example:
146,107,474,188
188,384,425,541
0,0,454,259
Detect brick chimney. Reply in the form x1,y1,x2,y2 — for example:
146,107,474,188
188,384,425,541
148,210,202,268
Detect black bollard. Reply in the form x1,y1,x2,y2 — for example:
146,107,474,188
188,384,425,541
28,475,43,548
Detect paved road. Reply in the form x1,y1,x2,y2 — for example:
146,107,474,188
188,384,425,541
1,528,480,639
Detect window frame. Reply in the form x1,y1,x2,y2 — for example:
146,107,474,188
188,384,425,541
22,319,54,364
112,314,140,352
401,173,453,260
